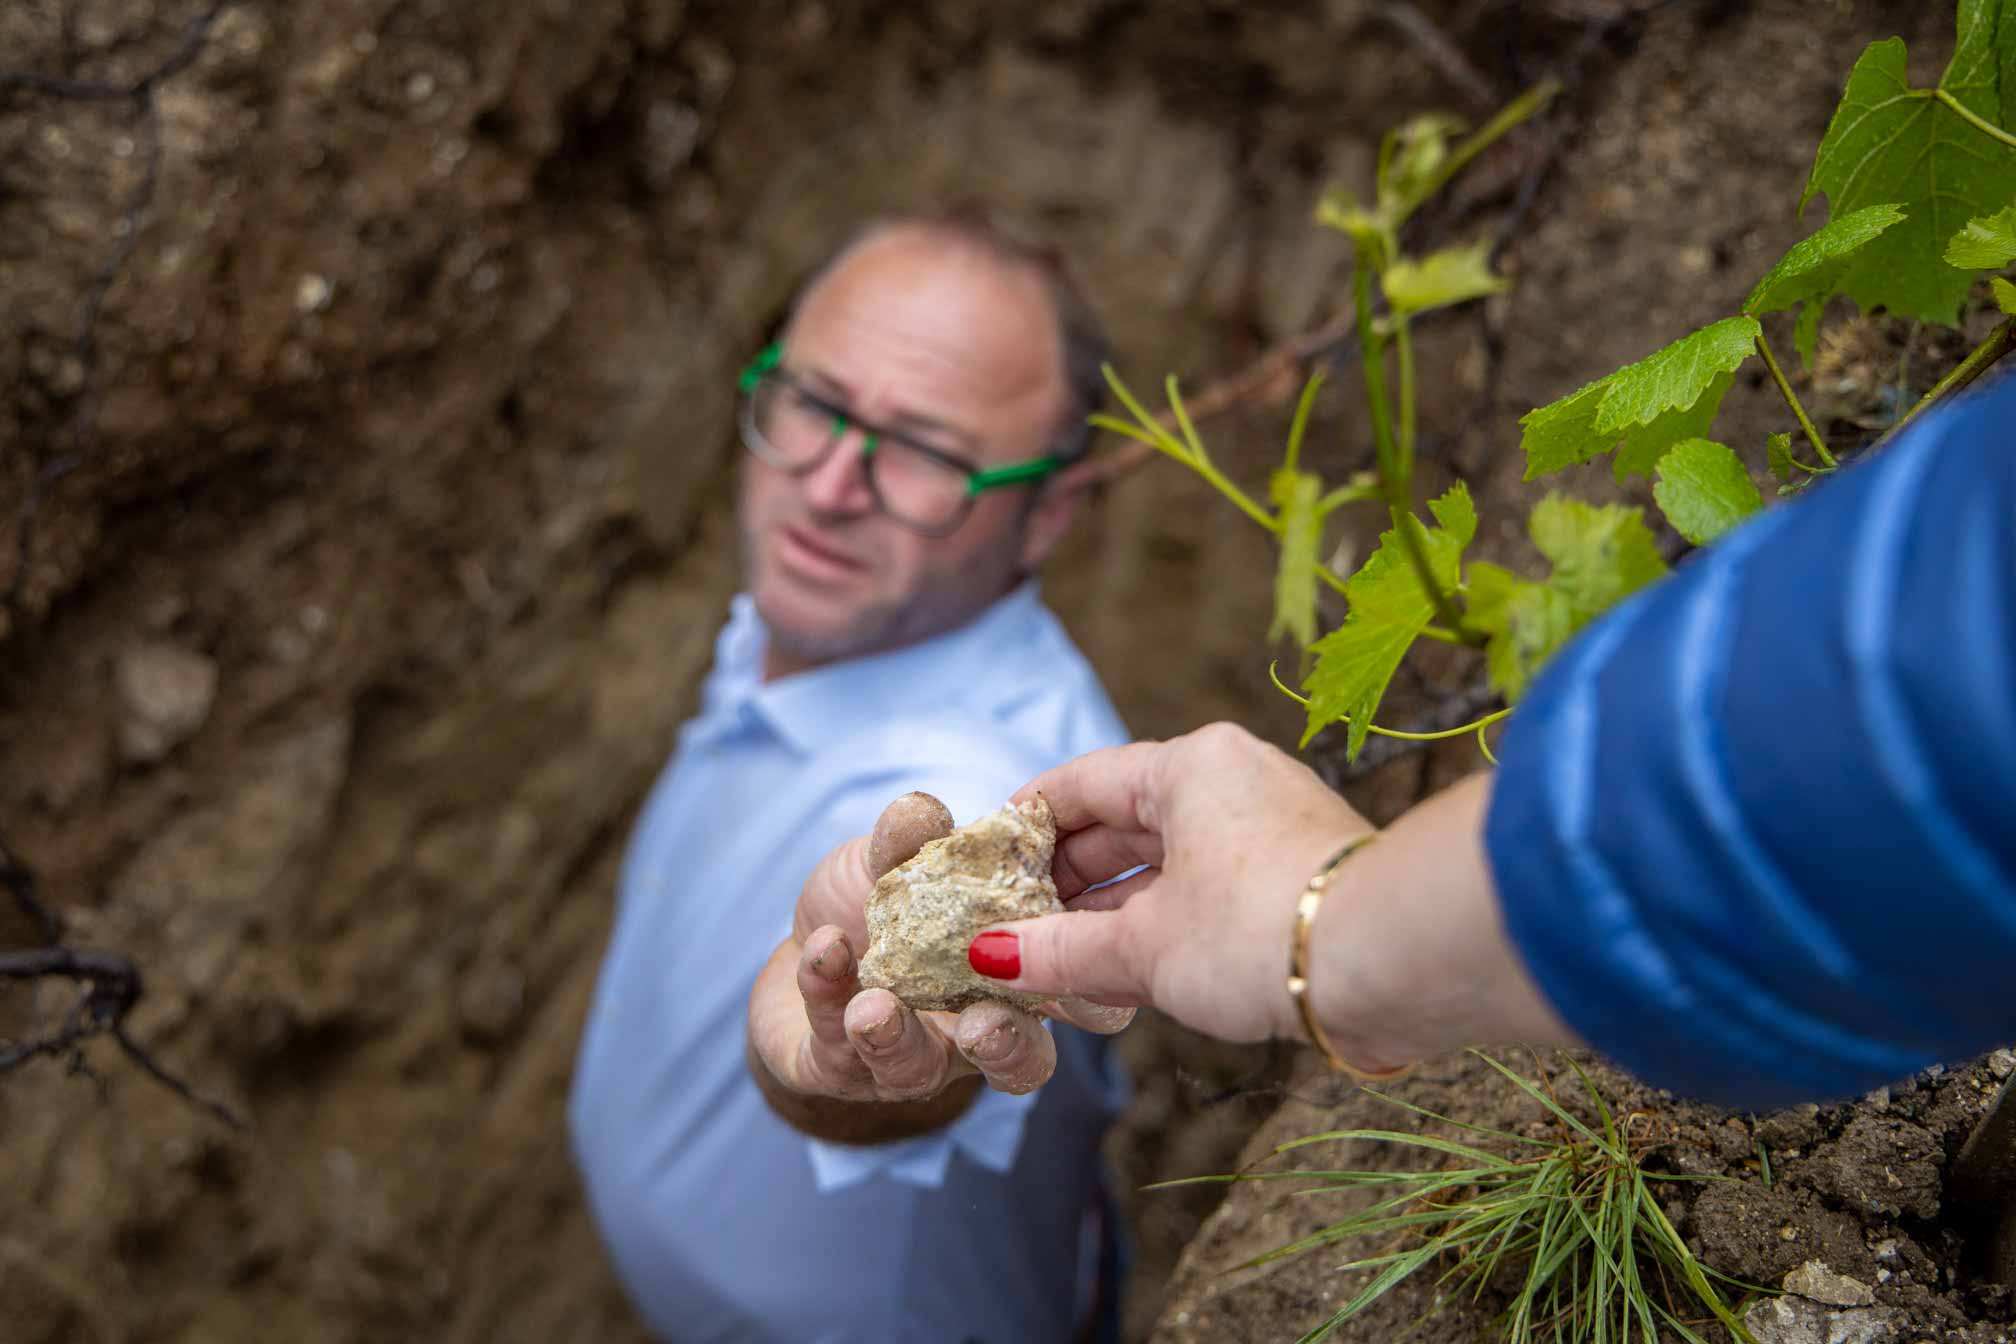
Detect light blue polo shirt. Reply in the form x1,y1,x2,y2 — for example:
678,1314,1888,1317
569,582,1130,1344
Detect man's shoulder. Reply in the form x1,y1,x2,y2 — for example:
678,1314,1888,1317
964,595,1128,738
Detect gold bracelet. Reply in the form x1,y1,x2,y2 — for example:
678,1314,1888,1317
1287,833,1412,1085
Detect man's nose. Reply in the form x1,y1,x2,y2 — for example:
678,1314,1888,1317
798,429,877,514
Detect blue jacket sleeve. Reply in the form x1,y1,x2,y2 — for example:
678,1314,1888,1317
1485,373,2016,1110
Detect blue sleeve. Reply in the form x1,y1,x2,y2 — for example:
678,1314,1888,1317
1485,374,2016,1110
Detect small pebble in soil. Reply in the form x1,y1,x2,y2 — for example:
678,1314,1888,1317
1784,1260,1876,1307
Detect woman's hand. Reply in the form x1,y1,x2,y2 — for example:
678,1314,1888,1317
982,724,1373,1044
969,723,1577,1071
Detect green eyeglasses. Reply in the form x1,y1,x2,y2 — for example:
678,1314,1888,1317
736,344,1064,537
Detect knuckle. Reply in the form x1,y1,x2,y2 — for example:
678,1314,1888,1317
871,1054,948,1100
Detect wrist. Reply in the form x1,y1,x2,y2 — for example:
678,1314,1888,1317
1285,830,1413,1078
1302,771,1578,1069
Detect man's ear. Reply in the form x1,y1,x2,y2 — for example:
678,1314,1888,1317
1018,458,1102,571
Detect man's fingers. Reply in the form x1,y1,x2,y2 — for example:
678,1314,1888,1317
970,907,1151,1007
1041,996,1137,1035
867,792,954,880
844,988,958,1099
796,925,860,1047
953,1002,1056,1095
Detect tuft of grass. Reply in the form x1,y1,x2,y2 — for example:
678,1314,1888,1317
1156,1053,1764,1344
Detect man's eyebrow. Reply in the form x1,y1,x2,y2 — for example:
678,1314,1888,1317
799,364,977,447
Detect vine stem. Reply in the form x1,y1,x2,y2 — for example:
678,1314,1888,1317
1931,88,2016,152
1353,267,1478,644
1354,267,1402,484
1886,317,2016,441
1754,331,1836,467
1270,663,1507,741
1397,316,1418,461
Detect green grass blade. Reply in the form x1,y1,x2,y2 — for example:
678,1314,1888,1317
1361,1087,1553,1149
1296,1240,1448,1344
1562,1055,1622,1150
1275,1127,1519,1168
1472,1051,1607,1146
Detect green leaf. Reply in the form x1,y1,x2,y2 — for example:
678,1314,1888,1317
1303,484,1476,757
1594,317,1760,433
1428,476,1478,542
1268,469,1324,647
1463,560,1518,632
1469,497,1669,700
1996,276,2016,314
1946,201,2016,269
1518,320,1752,482
1800,11,2016,325
1652,439,1765,546
1530,495,1668,613
1743,204,1909,315
1518,380,1607,479
1315,188,1390,270
1383,241,1509,316
1379,115,1467,218
1767,432,1796,481
1951,0,2016,129
1610,373,1733,483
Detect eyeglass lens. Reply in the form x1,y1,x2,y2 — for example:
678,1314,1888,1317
747,377,972,531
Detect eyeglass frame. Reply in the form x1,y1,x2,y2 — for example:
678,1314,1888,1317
736,343,1069,537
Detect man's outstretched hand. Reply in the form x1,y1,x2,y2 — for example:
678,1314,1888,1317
747,792,1129,1144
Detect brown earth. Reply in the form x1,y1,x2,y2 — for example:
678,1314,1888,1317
1154,1050,2016,1344
2,2,2007,1343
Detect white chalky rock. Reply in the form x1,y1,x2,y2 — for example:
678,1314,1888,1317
857,798,1061,1012
1784,1260,1876,1307
116,641,218,764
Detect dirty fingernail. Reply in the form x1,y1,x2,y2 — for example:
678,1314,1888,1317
811,937,852,980
862,1014,902,1048
969,1024,1016,1063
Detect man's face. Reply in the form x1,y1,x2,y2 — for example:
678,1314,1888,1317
737,230,1074,679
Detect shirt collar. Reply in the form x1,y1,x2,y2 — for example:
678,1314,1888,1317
721,582,1047,756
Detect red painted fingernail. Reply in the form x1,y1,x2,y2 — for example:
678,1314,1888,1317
968,930,1020,980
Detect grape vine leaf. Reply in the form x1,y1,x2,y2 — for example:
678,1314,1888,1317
1800,3,2016,326
1519,318,1757,482
1380,115,1468,219
1997,276,2016,314
1596,317,1761,432
1767,431,1796,481
1384,241,1509,317
1653,439,1765,545
1467,496,1669,701
1303,484,1476,757
1743,204,1909,316
1269,468,1324,647
1946,201,2016,269
1316,189,1388,265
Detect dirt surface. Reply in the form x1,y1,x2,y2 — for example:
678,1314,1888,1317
1154,1049,2016,1344
3,1,2007,1342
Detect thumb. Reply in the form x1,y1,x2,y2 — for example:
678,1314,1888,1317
970,908,1150,1008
